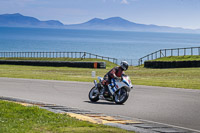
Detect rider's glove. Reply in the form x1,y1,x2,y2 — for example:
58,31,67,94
114,76,121,81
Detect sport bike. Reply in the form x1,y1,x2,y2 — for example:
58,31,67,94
88,75,133,104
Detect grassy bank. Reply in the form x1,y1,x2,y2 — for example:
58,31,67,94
0,57,200,89
0,57,116,68
0,100,133,133
153,55,200,61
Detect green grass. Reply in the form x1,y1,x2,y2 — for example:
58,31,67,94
0,57,200,89
152,55,200,61
0,100,133,133
0,64,200,89
127,67,200,89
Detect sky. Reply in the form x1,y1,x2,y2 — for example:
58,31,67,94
0,0,200,29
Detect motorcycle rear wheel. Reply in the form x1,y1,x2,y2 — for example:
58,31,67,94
89,87,99,102
114,87,129,104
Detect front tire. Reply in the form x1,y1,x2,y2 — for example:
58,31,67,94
114,87,129,104
89,87,99,102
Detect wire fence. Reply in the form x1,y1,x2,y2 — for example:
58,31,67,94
117,59,138,66
138,46,200,65
0,51,118,64
5,47,197,67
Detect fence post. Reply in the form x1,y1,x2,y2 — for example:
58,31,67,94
171,49,173,56
184,48,186,56
178,49,179,56
160,50,161,58
191,48,193,55
155,52,157,59
199,48,200,55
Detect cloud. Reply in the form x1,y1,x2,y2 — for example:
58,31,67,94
121,0,129,4
102,0,129,4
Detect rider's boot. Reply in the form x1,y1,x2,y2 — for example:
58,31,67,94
103,85,109,97
99,87,105,100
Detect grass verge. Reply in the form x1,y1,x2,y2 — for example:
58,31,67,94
152,55,200,61
0,100,133,133
0,57,116,68
0,57,200,89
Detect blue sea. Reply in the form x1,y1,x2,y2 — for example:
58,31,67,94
0,27,200,65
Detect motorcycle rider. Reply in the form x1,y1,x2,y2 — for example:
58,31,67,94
99,61,129,99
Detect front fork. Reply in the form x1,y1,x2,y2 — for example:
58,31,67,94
94,80,104,95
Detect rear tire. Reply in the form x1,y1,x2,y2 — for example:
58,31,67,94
114,87,129,104
89,87,99,102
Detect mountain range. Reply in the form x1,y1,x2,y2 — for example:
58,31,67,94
0,13,199,33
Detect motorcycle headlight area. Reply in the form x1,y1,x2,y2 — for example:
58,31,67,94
124,76,131,84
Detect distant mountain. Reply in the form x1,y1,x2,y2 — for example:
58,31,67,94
0,13,199,33
0,13,64,28
65,17,200,33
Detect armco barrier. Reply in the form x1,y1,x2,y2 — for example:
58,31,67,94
144,60,200,68
0,60,106,69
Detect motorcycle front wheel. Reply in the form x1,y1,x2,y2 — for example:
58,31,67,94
114,87,129,104
88,87,99,102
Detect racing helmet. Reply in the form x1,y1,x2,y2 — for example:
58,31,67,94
120,61,129,71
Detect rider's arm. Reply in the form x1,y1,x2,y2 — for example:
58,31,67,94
109,67,122,81
109,68,117,79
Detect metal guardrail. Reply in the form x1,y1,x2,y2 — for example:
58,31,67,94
138,46,200,65
0,52,118,64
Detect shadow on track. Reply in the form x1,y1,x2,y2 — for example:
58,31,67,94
84,101,124,105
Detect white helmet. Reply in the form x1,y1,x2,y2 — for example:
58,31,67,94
120,61,129,71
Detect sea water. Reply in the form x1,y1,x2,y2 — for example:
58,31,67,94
0,27,200,65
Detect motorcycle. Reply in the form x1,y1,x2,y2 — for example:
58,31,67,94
88,75,133,104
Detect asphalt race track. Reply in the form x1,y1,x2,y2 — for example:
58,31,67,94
0,77,200,132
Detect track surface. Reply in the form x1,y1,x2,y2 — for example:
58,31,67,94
0,77,200,131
